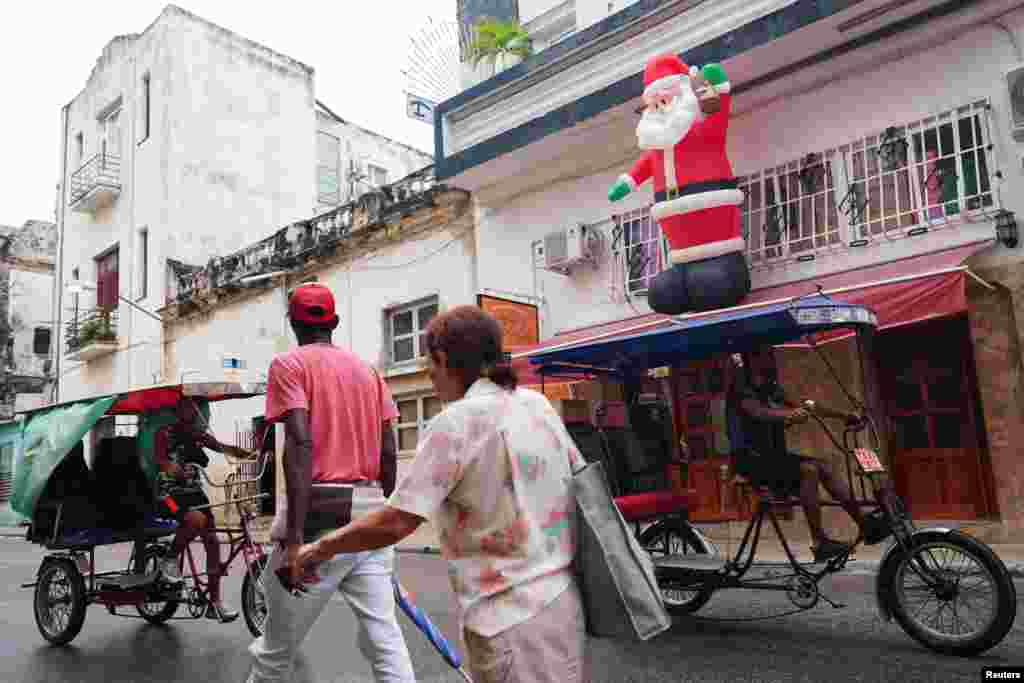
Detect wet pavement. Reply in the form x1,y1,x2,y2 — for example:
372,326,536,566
1,537,1022,683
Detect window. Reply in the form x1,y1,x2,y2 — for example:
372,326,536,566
33,327,51,356
739,99,997,263
317,131,341,206
74,133,84,169
368,163,388,187
140,73,151,142
614,207,667,295
740,152,841,263
136,228,148,300
96,247,120,310
102,107,122,162
394,394,444,456
387,298,438,364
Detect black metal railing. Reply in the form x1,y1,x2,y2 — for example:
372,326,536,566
65,307,119,355
167,165,449,305
69,153,122,206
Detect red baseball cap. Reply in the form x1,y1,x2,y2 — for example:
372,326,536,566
288,283,339,326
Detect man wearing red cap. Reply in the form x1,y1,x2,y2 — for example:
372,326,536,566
248,283,415,683
608,53,751,314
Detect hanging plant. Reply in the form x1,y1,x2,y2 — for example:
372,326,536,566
467,19,533,70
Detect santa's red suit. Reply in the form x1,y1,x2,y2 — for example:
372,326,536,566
609,54,750,314
618,79,744,266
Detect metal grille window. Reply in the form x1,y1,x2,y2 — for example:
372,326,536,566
394,394,444,456
615,207,667,295
739,99,998,264
740,152,842,264
388,297,439,364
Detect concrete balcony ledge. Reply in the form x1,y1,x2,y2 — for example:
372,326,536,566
68,152,122,214
66,339,119,363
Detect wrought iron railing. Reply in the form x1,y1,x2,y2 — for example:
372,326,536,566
65,307,119,355
69,153,122,206
167,165,446,306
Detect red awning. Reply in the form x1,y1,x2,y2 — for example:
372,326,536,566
513,240,993,373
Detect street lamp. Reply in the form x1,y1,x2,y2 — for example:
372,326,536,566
65,279,163,323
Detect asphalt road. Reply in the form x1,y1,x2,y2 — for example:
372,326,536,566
1,537,1022,683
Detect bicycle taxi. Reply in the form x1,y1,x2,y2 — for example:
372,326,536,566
9,382,273,645
524,293,1017,657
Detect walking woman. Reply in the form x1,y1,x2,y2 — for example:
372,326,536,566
295,305,590,683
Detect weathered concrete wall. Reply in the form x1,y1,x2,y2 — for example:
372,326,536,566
0,220,56,416
59,5,316,403
165,195,475,509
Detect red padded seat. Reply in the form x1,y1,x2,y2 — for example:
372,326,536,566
614,491,690,522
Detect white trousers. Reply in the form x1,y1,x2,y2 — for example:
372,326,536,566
247,544,416,683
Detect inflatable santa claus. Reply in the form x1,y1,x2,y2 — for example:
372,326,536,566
608,53,751,314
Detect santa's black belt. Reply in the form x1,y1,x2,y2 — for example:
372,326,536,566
655,179,738,203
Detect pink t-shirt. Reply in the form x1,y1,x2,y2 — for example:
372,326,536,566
265,343,399,483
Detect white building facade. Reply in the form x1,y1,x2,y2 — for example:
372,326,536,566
443,0,1024,540
54,5,433,413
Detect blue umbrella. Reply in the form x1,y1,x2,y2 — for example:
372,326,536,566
393,577,473,682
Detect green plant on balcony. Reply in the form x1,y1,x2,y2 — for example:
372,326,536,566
76,312,116,349
467,19,533,71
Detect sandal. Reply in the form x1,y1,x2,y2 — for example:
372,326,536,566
812,539,850,563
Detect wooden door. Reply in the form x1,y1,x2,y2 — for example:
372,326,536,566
96,248,119,310
879,317,992,519
672,359,751,522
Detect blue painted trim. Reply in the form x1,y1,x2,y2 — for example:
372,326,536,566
436,0,978,179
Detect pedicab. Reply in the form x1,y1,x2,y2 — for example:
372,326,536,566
10,382,273,645
526,293,1018,657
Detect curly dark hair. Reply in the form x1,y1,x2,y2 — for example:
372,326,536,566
424,305,518,392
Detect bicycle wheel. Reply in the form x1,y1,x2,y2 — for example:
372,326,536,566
242,554,270,638
136,544,180,624
34,558,88,646
883,531,1017,657
639,519,716,614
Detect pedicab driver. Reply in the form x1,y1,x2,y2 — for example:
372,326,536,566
154,399,252,622
247,283,415,683
727,348,891,562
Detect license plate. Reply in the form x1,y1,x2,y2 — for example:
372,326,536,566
853,448,885,473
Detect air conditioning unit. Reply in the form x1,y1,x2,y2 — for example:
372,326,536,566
541,224,594,275
1006,63,1024,141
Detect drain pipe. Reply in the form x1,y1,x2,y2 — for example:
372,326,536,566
52,103,70,404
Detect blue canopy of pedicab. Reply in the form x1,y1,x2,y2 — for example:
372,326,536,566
527,294,878,377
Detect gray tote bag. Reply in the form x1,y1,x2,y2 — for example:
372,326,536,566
569,458,672,640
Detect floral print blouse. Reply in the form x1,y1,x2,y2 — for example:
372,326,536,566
388,378,585,637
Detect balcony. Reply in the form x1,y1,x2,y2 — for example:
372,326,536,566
164,165,452,314
65,308,119,363
68,153,122,213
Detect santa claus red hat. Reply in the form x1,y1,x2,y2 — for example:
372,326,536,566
643,53,698,98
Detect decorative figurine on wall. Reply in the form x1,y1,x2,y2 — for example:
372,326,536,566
608,53,751,314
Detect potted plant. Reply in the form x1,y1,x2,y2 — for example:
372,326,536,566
467,19,533,77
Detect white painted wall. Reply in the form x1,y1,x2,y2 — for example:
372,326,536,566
475,11,1024,339
58,6,316,403
315,111,432,214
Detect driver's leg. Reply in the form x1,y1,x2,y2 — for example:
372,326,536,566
201,510,239,622
163,510,204,581
814,459,867,530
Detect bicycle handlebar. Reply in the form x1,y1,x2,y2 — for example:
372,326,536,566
195,450,272,490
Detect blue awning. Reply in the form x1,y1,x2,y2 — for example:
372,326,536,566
527,295,877,377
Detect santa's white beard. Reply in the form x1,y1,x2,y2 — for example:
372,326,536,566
637,95,701,149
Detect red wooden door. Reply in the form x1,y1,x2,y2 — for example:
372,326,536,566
96,248,119,310
878,317,992,519
672,359,751,522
